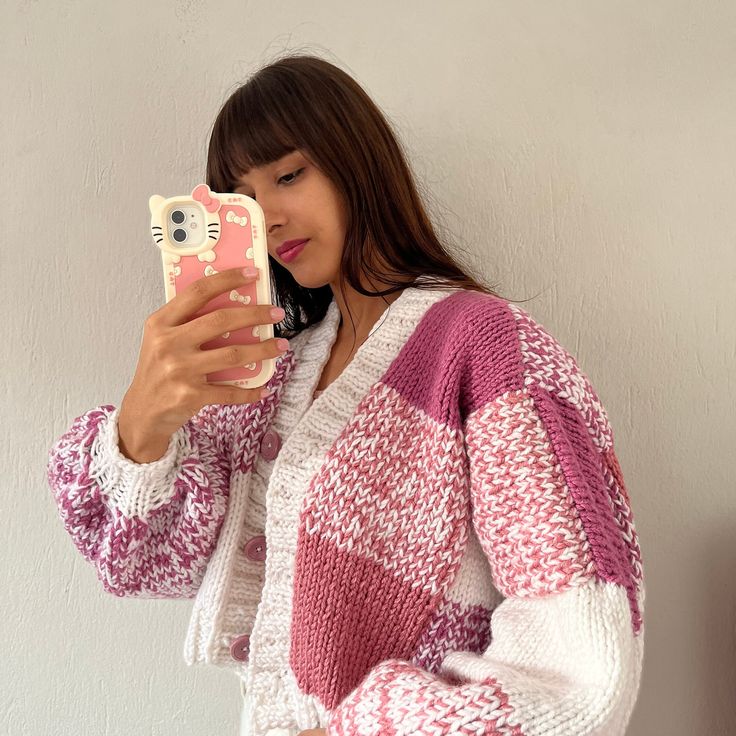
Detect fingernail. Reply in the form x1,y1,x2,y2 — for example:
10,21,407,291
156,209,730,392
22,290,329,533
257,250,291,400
242,267,258,278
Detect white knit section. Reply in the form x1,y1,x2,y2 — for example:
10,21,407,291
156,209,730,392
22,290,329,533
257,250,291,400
243,287,460,736
439,578,645,736
183,467,255,667
216,450,269,664
87,405,189,519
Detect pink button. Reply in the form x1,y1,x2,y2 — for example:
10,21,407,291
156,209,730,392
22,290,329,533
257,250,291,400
260,429,282,461
244,535,266,562
230,634,250,662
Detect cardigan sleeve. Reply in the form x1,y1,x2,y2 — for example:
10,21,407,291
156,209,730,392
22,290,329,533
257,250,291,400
46,402,247,599
326,320,645,735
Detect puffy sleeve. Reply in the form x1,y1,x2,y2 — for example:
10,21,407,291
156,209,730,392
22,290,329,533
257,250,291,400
46,401,256,599
326,301,645,736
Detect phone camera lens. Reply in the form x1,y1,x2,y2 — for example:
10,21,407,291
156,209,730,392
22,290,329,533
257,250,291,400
171,210,186,224
173,228,187,243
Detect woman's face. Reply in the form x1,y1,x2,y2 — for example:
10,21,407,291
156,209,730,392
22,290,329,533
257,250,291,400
233,149,348,288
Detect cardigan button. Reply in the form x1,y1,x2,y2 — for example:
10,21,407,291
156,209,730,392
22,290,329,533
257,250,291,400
260,429,282,461
244,535,266,562
230,634,250,662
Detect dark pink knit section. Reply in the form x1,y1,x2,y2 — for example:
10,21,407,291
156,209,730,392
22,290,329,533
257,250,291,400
382,291,523,430
290,530,436,710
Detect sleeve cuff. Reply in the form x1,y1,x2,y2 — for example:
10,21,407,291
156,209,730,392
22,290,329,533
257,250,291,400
87,406,190,519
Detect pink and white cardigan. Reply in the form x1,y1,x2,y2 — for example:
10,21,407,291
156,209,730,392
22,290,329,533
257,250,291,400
47,286,645,736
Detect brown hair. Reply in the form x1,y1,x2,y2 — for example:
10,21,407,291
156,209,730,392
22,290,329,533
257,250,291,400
206,52,512,342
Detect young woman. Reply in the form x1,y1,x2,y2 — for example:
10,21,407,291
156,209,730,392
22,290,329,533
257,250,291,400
47,54,645,736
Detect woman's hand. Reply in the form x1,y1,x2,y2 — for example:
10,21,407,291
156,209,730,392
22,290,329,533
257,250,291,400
117,266,287,461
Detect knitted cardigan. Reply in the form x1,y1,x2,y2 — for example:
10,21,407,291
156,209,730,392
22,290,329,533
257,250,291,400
47,285,645,736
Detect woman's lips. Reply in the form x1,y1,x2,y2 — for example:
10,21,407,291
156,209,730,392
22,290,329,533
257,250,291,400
277,238,309,255
279,239,309,263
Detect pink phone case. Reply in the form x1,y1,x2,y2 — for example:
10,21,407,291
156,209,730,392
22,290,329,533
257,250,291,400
148,183,275,389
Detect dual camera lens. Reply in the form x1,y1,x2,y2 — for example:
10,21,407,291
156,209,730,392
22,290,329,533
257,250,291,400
170,209,187,243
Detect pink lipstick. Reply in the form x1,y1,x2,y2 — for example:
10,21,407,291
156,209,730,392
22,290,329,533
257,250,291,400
279,239,309,262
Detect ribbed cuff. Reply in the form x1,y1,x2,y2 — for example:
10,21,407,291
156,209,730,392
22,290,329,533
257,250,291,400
87,406,190,519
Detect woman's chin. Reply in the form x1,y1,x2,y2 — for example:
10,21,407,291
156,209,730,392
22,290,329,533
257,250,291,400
291,270,333,290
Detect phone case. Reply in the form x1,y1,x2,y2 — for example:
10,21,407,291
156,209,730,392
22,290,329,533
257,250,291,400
148,183,275,389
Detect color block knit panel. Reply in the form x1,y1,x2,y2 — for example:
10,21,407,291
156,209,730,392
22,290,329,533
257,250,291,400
290,382,470,709
438,578,643,735
508,301,644,626
382,291,523,431
291,532,436,710
327,578,643,736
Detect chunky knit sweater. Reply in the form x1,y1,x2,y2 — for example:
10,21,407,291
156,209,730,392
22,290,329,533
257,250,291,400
47,285,645,736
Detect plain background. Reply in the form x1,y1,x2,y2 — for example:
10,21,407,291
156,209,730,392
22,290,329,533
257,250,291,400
2,1,734,734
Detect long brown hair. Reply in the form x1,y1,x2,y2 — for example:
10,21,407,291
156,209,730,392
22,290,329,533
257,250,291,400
206,52,512,341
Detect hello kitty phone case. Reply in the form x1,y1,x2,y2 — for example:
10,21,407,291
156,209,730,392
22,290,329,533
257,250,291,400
148,183,275,389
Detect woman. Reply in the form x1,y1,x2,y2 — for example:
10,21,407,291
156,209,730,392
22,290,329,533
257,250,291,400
47,53,645,736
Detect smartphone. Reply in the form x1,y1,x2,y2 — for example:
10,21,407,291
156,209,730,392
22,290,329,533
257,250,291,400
148,183,276,389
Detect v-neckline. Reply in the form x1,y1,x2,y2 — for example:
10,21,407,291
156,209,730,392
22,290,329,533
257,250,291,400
309,298,398,403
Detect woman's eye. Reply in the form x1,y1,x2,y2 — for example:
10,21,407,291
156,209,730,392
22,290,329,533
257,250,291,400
240,168,304,199
279,168,304,185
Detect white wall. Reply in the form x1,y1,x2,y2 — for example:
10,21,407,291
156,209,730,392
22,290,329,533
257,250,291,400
3,1,734,734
